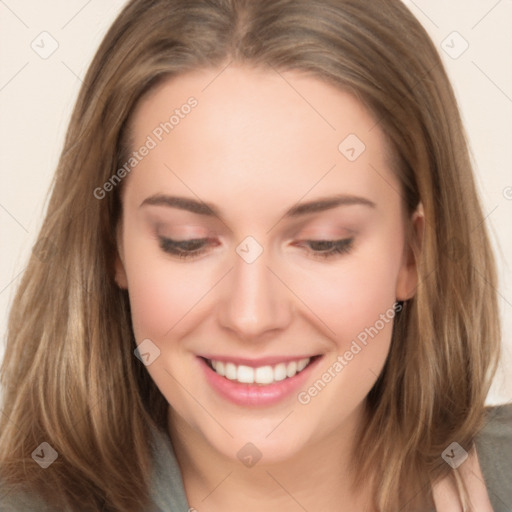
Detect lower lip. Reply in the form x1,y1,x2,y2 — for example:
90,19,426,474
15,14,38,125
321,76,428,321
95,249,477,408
198,356,322,407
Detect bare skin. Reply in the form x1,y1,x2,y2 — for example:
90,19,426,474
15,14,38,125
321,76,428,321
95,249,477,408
115,65,492,511
433,447,494,511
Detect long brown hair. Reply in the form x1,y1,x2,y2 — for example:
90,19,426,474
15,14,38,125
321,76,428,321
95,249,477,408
0,0,500,510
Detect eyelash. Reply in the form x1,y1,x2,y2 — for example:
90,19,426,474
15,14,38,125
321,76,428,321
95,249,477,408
158,237,212,259
158,237,354,260
296,238,354,259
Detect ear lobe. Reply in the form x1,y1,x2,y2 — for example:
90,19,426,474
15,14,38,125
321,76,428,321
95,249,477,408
395,202,424,301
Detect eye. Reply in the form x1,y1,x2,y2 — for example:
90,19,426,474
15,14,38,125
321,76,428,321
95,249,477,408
297,238,354,259
158,236,354,260
158,237,213,259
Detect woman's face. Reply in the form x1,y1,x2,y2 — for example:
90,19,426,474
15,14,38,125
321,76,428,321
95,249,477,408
115,66,419,463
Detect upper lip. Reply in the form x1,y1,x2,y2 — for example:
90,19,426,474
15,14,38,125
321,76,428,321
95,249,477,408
199,354,320,367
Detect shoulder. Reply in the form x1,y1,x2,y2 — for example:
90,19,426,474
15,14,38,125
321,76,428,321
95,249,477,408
0,482,53,511
0,425,183,512
475,402,512,512
148,423,190,512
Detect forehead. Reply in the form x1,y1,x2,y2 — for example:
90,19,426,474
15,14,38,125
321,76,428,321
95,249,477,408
124,65,398,215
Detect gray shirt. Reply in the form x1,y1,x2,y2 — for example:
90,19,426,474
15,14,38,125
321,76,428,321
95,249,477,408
2,404,511,511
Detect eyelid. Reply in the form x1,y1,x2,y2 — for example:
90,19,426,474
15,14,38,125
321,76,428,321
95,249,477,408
154,222,214,238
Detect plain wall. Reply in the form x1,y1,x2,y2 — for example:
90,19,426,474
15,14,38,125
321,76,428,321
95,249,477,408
1,0,511,404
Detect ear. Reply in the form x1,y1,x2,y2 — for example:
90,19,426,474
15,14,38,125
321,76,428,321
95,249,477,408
114,222,129,290
395,202,424,301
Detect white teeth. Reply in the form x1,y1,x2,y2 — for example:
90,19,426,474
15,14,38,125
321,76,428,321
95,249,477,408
209,357,312,385
297,358,309,372
237,365,254,383
255,366,274,384
286,361,297,378
225,362,237,380
215,361,225,377
273,363,288,381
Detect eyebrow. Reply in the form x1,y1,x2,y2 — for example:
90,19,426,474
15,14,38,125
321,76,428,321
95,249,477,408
139,193,376,218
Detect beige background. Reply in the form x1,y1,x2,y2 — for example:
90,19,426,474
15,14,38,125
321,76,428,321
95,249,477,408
1,0,511,404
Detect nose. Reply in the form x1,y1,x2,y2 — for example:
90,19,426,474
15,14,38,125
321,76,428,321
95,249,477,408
217,245,293,341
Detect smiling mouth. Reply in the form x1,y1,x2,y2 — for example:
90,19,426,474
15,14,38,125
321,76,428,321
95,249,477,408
200,355,321,386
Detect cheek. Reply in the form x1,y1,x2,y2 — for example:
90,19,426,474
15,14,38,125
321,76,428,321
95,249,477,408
290,237,403,348
293,252,401,414
121,238,201,341
128,280,174,341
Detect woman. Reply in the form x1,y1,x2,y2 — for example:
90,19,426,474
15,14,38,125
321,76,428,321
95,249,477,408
0,0,510,510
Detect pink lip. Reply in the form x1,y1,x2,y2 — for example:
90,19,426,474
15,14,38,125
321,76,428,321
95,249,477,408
197,355,322,407
199,354,318,368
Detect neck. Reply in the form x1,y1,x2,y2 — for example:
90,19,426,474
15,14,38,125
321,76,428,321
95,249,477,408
167,403,374,512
